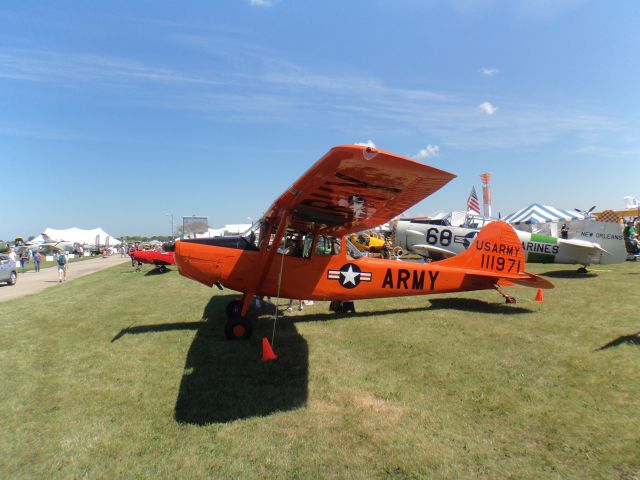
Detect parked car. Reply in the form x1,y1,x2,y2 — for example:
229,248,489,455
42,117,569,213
0,253,17,286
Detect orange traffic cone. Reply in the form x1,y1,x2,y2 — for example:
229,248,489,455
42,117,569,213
534,288,544,302
262,337,278,361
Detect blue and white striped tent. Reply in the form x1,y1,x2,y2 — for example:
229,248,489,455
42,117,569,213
503,203,585,225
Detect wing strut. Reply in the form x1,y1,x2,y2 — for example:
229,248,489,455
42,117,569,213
239,210,290,317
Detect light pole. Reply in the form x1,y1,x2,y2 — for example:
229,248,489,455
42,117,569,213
166,212,174,239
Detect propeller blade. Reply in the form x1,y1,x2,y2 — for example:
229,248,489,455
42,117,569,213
588,206,596,213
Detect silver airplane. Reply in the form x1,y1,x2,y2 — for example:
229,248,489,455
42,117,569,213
393,216,626,273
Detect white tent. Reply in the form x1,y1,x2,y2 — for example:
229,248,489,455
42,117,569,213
194,224,251,238
32,227,121,246
503,204,585,225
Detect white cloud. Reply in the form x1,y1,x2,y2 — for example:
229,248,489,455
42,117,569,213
478,101,498,115
0,48,211,86
412,144,440,160
355,140,376,148
479,67,499,77
249,0,272,6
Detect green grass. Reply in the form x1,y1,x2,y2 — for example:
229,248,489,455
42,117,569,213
1,261,639,479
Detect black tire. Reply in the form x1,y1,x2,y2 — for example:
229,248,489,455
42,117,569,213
8,271,17,286
224,317,253,340
225,299,242,319
577,267,588,274
158,265,167,273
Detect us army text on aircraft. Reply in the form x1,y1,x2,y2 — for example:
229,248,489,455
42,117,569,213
393,215,626,272
169,145,553,340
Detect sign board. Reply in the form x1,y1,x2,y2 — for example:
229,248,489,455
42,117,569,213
183,216,209,236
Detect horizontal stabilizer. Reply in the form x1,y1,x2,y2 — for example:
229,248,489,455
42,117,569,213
561,238,609,254
412,244,457,258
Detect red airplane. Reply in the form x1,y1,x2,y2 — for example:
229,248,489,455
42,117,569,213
170,145,553,340
131,249,175,273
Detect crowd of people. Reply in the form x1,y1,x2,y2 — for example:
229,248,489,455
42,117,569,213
624,219,640,254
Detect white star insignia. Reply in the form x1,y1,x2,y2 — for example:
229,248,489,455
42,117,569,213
341,265,360,286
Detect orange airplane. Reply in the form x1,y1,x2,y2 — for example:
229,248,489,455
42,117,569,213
171,145,553,339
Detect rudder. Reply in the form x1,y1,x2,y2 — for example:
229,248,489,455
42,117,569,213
438,221,526,276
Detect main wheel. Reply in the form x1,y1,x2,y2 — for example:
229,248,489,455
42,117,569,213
225,299,242,319
158,265,167,273
577,267,588,274
8,272,17,286
224,317,253,340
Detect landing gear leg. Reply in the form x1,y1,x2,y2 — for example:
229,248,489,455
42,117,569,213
494,285,516,304
329,301,356,313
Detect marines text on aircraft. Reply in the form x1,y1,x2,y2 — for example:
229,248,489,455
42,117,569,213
393,213,626,273
168,145,553,340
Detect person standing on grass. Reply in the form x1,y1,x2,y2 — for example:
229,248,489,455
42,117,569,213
33,251,42,272
57,251,68,283
19,249,29,273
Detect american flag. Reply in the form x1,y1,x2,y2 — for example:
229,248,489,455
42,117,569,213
467,187,481,215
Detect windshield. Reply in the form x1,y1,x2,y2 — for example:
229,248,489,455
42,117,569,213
241,219,263,248
346,238,364,259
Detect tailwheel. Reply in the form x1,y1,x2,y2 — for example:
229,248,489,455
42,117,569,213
225,299,242,319
158,265,167,273
224,317,253,340
577,266,588,274
494,285,516,304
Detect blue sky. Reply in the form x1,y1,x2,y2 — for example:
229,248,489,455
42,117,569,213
1,0,638,239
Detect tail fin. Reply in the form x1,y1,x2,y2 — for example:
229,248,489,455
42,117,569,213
439,221,525,274
439,221,553,289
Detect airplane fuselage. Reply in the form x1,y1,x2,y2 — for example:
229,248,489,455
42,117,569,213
394,220,626,267
174,227,548,302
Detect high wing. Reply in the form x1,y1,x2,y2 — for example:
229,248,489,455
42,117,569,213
262,145,456,236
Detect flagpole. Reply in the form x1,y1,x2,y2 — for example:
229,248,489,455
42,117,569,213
480,173,492,218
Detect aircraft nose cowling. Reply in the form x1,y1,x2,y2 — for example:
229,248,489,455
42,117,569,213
173,241,215,287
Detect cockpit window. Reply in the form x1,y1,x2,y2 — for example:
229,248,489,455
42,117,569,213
241,220,263,249
316,235,340,256
346,238,364,259
278,232,314,258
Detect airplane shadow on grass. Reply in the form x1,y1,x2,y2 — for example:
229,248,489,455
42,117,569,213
111,295,528,424
112,294,308,425
425,297,532,314
539,270,598,279
144,267,172,276
290,297,531,324
596,331,640,351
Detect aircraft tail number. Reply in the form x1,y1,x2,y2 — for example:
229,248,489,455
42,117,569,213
438,221,525,276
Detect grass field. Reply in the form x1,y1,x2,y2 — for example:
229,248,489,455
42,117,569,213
1,260,639,479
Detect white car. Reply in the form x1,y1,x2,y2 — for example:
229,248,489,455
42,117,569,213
0,253,17,285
